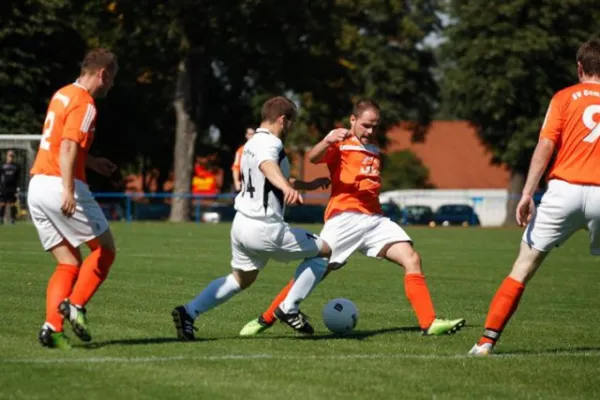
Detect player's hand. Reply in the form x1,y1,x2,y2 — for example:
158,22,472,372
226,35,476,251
234,181,242,192
283,186,303,205
324,128,350,144
310,177,331,190
516,194,535,227
90,157,117,177
61,190,76,217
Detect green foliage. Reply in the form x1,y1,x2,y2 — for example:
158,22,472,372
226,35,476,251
1,0,442,189
441,0,600,172
380,150,432,191
0,0,85,134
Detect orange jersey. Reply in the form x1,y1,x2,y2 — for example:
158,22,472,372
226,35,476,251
321,136,382,221
541,82,600,185
232,145,244,171
31,83,97,183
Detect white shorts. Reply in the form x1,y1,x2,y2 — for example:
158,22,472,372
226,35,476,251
320,212,411,265
523,179,600,255
230,212,323,271
27,175,109,250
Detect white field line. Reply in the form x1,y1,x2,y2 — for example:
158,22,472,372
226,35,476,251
3,350,600,364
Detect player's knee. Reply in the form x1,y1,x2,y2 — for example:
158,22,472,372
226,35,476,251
402,250,422,274
385,242,422,273
318,240,332,258
232,269,258,290
509,243,547,284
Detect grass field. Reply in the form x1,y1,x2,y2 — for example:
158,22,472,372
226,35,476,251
1,222,599,399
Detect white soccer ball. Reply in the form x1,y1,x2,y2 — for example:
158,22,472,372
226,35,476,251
322,298,359,334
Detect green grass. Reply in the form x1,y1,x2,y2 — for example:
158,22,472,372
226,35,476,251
1,222,599,399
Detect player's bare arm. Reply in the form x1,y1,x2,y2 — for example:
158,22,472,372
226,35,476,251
516,138,555,226
59,139,78,217
233,170,242,192
86,155,116,177
307,128,349,163
259,160,302,205
290,177,331,191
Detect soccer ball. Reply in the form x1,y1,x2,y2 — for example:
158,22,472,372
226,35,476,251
322,298,359,334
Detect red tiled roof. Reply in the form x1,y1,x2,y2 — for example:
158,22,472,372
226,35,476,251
301,121,509,202
386,121,509,189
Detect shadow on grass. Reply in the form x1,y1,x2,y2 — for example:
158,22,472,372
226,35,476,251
228,325,426,341
301,326,423,341
77,324,475,348
78,337,216,349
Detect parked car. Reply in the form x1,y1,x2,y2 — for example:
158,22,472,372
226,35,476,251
381,201,402,222
431,204,480,227
400,205,434,226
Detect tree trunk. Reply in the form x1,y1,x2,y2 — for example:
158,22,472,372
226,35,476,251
169,57,198,222
503,170,526,226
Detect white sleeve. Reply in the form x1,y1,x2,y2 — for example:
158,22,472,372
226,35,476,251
255,137,282,165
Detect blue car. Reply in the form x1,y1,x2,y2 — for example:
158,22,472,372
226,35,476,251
431,204,480,227
400,205,434,226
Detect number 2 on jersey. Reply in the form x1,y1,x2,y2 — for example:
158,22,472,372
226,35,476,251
241,169,256,198
582,104,600,143
40,111,55,150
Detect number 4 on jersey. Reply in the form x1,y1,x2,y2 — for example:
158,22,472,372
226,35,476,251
582,104,600,143
241,169,256,198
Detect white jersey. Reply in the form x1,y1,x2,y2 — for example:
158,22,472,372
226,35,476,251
234,128,290,222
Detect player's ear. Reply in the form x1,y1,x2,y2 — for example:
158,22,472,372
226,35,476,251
577,61,584,79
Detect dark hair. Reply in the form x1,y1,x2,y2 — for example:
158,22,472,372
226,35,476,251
81,48,118,75
352,99,381,117
261,96,297,123
577,39,600,77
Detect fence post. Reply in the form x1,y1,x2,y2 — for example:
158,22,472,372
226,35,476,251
195,197,201,223
126,194,132,223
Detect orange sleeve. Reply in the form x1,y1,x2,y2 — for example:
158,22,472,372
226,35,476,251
62,101,96,146
232,147,243,171
539,94,564,143
319,143,340,164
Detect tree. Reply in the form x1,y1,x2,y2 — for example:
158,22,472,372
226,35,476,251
380,150,432,191
441,0,600,225
0,0,85,134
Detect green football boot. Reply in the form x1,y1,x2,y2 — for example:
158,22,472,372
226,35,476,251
424,318,466,336
39,325,72,350
239,316,274,337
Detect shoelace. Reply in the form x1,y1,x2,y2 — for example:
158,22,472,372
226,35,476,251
289,312,309,329
182,319,198,333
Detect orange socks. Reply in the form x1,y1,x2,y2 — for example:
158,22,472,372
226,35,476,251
261,279,294,324
261,274,437,330
46,264,79,331
478,277,525,345
69,247,115,307
404,273,436,330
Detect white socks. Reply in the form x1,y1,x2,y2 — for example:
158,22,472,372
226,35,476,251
279,257,328,314
185,274,242,319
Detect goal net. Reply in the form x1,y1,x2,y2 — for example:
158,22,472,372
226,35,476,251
0,134,42,203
